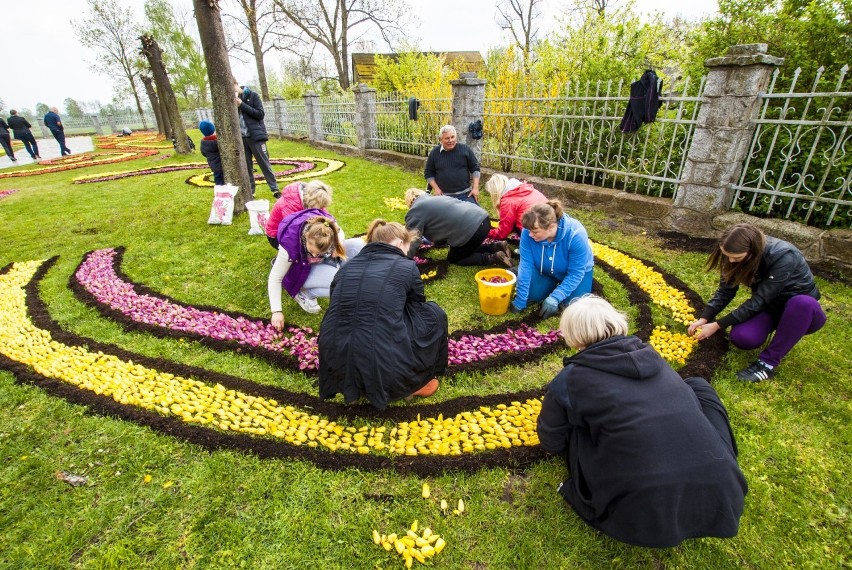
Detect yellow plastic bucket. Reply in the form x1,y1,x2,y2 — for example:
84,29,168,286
475,268,517,316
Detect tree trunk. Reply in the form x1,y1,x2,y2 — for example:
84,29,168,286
249,19,270,100
193,0,253,213
140,75,165,135
140,34,191,154
128,76,149,130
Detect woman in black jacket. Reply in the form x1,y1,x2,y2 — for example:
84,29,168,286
233,79,280,199
318,219,448,410
688,223,826,382
537,295,747,548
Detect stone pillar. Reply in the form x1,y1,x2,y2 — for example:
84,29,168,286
450,72,487,159
273,97,289,136
36,118,50,138
353,83,377,150
90,115,104,135
107,114,117,133
669,44,783,235
304,91,324,142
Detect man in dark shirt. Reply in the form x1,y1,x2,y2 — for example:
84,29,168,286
7,110,40,160
44,107,71,156
424,125,480,204
0,117,16,161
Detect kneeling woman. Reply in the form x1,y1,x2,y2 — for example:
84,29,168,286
537,295,747,548
512,200,594,318
268,209,363,326
318,220,448,410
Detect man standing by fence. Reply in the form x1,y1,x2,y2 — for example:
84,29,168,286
44,107,71,156
424,125,481,204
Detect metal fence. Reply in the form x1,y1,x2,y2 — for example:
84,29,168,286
318,93,357,145
480,76,706,199
277,98,310,136
59,113,158,135
732,66,852,227
372,93,453,156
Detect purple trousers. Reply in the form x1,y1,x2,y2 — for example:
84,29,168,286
728,295,826,367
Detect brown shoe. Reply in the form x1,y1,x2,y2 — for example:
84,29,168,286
407,378,439,400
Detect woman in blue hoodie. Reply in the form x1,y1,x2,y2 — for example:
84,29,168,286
511,200,594,318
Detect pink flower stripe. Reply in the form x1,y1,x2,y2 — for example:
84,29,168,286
74,160,313,184
448,326,562,365
75,248,319,370
0,189,19,200
75,248,562,372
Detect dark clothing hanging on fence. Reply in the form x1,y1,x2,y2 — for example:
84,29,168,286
620,70,662,133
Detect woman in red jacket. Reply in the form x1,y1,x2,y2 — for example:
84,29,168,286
265,180,333,249
485,174,548,240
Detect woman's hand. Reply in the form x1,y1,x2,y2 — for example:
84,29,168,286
688,318,707,336
271,311,285,331
692,320,720,341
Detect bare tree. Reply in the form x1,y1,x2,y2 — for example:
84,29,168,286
223,0,287,100
495,0,544,71
193,0,253,213
271,0,410,90
75,0,148,128
140,34,191,154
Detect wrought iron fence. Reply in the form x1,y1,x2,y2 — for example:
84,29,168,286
479,76,705,199
318,93,356,145
732,66,852,227
278,98,309,136
372,93,452,156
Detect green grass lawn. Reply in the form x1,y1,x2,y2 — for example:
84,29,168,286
0,135,849,569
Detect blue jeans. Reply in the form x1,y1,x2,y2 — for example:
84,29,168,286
526,268,594,306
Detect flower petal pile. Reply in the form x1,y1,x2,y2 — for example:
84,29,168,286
0,189,19,200
448,326,561,366
185,157,345,187
0,149,158,179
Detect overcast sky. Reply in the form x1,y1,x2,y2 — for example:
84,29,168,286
2,0,718,113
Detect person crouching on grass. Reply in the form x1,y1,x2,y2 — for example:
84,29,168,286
318,220,447,410
404,188,513,267
484,173,548,241
268,210,363,323
688,223,826,382
537,295,747,548
265,180,333,249
511,200,594,318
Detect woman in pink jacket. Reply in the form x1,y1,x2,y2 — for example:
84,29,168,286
485,174,548,240
265,180,333,248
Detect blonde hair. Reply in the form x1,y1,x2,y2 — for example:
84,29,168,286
303,216,346,259
365,219,419,245
522,200,564,230
404,188,427,207
301,181,332,209
485,174,509,208
559,295,629,350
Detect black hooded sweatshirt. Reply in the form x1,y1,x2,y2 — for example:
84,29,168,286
537,335,747,548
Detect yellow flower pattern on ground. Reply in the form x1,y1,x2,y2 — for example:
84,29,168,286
188,157,345,187
0,261,540,457
589,241,698,362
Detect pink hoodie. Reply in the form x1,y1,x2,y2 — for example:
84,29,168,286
488,180,548,240
265,181,304,238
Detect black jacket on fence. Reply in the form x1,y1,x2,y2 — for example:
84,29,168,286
237,86,269,142
620,70,662,133
318,241,448,410
536,335,747,548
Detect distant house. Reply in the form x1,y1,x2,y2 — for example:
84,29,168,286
351,52,485,86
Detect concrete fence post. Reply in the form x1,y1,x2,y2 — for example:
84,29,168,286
450,72,487,160
36,118,50,138
90,115,104,136
273,97,288,136
304,92,323,142
107,114,117,134
669,44,784,234
353,83,377,150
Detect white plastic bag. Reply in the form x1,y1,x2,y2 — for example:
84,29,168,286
208,184,238,226
246,199,270,236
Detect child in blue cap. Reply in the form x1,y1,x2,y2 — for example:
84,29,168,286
199,120,224,185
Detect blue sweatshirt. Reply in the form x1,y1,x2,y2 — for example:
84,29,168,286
513,213,594,310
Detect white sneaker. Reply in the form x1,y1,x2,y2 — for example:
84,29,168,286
295,290,321,313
